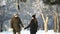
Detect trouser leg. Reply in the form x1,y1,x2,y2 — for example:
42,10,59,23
18,32,20,34
13,32,16,34
30,31,36,34
30,31,32,34
30,32,36,34
33,32,36,34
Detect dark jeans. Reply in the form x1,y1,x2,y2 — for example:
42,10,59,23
30,31,36,34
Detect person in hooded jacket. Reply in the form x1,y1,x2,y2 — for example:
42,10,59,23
11,13,24,34
24,15,38,34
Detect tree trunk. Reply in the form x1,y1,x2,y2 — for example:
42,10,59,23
54,15,57,32
44,16,48,32
40,13,48,32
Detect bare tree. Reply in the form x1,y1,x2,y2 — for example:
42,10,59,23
15,0,27,14
54,12,58,32
32,0,49,32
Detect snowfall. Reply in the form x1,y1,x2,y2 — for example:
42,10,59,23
0,28,60,34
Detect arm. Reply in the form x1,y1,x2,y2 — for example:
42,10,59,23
19,18,24,27
36,20,38,27
11,19,13,28
36,21,39,30
24,20,32,29
24,23,30,29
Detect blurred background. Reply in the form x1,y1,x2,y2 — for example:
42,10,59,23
0,0,60,32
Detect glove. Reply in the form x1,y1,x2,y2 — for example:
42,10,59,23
24,28,26,30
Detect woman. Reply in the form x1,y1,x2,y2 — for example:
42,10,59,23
24,15,38,34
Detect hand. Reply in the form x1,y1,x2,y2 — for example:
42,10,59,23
22,25,24,28
8,28,13,32
22,26,25,30
24,28,26,30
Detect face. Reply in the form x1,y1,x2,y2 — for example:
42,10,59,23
32,17,34,19
14,14,18,17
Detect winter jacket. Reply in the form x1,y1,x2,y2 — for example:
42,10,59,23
11,17,24,32
25,18,38,33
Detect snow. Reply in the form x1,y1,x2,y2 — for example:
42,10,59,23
0,29,60,34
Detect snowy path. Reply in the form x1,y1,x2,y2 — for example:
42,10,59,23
0,29,60,34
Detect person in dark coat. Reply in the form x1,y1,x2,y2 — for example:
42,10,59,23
24,15,38,34
11,13,24,34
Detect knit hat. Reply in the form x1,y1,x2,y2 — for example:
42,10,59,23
32,15,36,18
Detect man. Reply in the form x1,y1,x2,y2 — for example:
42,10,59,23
24,15,38,34
11,13,24,34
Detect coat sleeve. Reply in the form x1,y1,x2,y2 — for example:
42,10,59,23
36,20,38,27
19,18,24,27
24,20,32,29
36,19,39,30
11,19,13,28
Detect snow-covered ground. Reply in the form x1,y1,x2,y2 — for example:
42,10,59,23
0,29,60,34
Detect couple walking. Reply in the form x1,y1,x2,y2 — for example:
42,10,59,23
11,13,38,34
